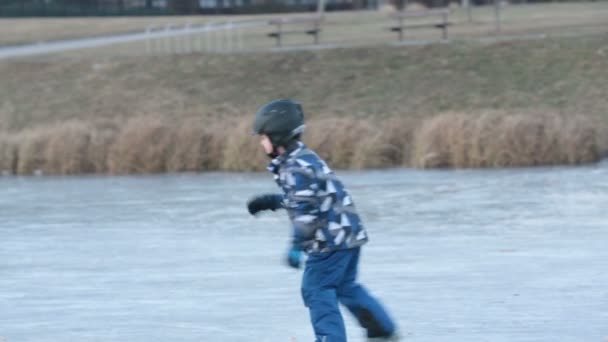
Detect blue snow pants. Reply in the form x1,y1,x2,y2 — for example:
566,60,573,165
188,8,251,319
301,247,396,342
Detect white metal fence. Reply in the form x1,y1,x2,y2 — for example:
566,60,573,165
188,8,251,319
144,21,245,54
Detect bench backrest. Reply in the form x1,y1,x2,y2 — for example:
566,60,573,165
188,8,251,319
390,8,451,19
268,15,324,26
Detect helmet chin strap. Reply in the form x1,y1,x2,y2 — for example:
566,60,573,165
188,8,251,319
266,149,279,159
266,135,299,159
266,140,280,159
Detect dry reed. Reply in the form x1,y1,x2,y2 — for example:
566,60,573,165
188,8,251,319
0,135,18,174
411,112,606,168
1,112,606,175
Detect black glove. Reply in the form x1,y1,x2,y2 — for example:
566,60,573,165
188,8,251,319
247,194,283,216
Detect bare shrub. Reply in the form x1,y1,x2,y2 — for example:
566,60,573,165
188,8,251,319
412,112,605,168
108,117,173,174
221,118,267,172
0,135,18,174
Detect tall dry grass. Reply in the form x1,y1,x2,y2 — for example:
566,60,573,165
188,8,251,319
0,135,18,174
306,117,417,170
0,112,606,175
166,119,227,172
12,122,96,175
411,112,607,168
107,117,173,174
221,119,267,172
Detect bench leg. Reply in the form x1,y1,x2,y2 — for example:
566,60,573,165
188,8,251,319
442,14,448,40
399,17,404,41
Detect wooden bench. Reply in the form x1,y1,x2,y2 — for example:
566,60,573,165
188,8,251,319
267,16,324,47
389,8,452,41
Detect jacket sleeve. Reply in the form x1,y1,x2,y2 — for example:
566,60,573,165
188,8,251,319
285,166,323,250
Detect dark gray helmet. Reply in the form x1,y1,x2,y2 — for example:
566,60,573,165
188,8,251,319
253,99,305,148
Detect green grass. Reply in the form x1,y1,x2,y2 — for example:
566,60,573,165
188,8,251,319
2,33,607,132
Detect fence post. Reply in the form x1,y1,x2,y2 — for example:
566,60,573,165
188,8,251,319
145,25,153,54
184,23,192,54
442,13,447,40
317,0,325,15
227,21,233,52
205,23,212,52
195,24,202,53
155,26,163,53
237,24,243,51
214,23,222,52
462,0,472,23
164,23,173,54
494,0,501,33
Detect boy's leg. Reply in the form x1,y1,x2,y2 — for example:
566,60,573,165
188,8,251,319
302,252,349,342
303,287,345,342
339,282,396,338
337,248,396,338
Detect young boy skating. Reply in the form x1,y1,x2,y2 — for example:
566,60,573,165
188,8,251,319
247,99,397,341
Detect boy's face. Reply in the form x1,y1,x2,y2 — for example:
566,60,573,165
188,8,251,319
260,135,274,155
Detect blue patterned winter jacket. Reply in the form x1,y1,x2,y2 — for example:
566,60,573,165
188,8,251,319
267,141,369,254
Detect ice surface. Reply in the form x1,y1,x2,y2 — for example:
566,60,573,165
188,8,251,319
1,164,607,342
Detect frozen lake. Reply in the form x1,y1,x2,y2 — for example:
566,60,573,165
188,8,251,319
1,163,607,342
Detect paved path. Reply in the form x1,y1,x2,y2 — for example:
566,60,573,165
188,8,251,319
0,20,265,59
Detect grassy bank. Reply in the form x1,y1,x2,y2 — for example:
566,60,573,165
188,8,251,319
1,34,607,174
